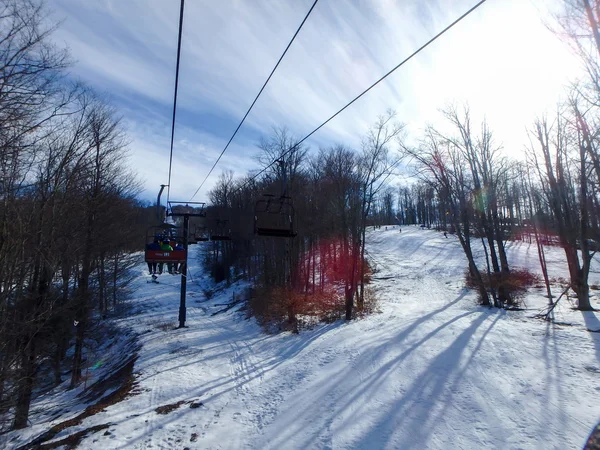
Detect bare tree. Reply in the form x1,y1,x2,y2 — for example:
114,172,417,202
0,0,73,429
555,0,600,102
436,105,515,306
528,102,594,310
357,111,405,310
404,124,491,306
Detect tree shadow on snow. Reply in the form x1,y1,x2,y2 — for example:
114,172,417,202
539,320,575,448
344,311,498,450
265,291,495,450
146,320,344,406
581,310,600,363
108,321,346,449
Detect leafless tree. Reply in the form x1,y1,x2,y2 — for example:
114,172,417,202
357,111,405,309
527,102,594,310
404,125,491,306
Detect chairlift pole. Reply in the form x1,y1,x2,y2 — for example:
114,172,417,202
157,184,168,223
178,214,189,328
168,201,205,329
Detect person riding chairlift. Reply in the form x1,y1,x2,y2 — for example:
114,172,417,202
146,239,160,275
158,240,174,274
174,242,184,274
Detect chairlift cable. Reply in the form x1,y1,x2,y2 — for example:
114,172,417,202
236,0,489,194
167,0,186,206
189,0,321,202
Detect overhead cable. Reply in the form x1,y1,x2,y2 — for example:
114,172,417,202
189,0,321,201
167,0,186,204
236,0,489,193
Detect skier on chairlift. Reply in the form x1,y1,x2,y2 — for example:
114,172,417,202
146,239,160,275
159,240,174,274
174,242,184,274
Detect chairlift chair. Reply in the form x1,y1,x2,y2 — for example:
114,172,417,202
144,225,186,264
193,217,209,242
254,194,297,238
210,219,232,241
194,226,209,242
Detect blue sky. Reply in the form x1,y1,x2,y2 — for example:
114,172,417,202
47,0,581,202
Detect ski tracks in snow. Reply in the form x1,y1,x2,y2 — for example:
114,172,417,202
69,227,600,449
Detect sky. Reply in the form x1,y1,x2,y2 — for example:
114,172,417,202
46,0,583,203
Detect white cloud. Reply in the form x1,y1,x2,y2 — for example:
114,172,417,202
48,0,583,201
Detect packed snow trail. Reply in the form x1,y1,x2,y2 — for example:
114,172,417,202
7,226,600,449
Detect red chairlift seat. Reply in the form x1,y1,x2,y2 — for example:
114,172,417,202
144,225,187,263
145,249,187,263
254,194,297,238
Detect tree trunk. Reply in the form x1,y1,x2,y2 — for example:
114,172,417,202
481,237,499,307
12,338,36,429
113,253,119,309
456,216,490,306
578,113,593,310
99,254,106,316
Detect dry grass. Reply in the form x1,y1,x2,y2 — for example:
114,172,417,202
465,267,541,306
249,261,378,331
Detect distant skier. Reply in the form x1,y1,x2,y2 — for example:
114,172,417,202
444,231,448,238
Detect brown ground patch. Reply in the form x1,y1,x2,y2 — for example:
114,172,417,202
17,356,137,450
33,424,110,450
155,400,187,415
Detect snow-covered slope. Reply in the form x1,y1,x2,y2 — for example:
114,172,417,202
6,226,600,449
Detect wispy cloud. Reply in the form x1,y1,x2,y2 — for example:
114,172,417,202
48,0,581,201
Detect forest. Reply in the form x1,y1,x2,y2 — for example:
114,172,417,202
2,0,600,437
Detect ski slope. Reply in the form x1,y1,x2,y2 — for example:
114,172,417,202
5,226,600,449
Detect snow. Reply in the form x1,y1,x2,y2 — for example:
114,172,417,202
4,225,600,449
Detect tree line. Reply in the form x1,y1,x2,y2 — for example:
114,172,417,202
0,0,155,430
211,89,600,317
200,117,403,331
3,0,600,434
201,1,600,327
400,0,600,311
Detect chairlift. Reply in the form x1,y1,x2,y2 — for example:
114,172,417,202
144,186,186,263
210,219,231,241
254,194,297,238
194,225,209,242
166,200,207,245
144,225,186,264
190,215,209,242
